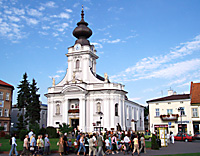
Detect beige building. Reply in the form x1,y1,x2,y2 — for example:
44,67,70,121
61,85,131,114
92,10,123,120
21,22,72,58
0,80,14,135
147,83,200,136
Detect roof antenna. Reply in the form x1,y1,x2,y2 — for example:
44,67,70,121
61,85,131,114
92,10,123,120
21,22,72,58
81,5,84,21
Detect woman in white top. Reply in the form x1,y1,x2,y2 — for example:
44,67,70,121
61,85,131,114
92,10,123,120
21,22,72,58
171,132,175,144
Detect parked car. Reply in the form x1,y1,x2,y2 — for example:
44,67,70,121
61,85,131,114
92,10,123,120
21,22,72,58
194,132,200,140
144,132,152,140
174,133,193,142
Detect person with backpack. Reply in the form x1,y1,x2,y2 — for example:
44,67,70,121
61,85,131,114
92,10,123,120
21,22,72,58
9,134,19,156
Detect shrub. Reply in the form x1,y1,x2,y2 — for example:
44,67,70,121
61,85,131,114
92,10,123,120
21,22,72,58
19,129,28,141
38,127,47,137
46,127,57,138
151,134,159,150
4,134,11,139
0,126,4,131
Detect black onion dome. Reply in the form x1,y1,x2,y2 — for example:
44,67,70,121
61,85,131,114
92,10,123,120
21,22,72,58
73,7,92,45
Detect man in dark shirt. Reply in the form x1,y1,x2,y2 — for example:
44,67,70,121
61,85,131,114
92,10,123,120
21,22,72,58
63,133,68,155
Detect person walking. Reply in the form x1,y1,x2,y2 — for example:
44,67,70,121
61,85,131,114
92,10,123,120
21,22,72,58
167,133,170,145
40,135,44,155
20,135,29,156
171,132,175,144
96,133,105,156
123,134,130,155
132,135,140,156
89,134,96,156
44,134,51,155
139,134,146,154
77,134,86,156
111,134,119,154
58,136,64,156
9,134,19,156
30,134,36,155
63,133,68,155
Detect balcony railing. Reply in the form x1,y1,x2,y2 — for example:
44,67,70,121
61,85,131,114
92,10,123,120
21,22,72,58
160,114,179,121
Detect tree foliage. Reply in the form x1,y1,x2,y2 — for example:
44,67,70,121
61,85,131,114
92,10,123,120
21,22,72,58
151,134,159,150
27,79,41,127
59,123,73,135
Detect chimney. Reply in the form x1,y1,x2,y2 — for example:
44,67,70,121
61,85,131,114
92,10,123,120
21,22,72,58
168,89,174,96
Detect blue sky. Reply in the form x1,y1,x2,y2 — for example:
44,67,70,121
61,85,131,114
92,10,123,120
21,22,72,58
1,0,200,105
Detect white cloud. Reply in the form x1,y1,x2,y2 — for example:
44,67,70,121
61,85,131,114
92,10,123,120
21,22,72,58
65,9,72,13
129,97,141,101
8,16,20,22
39,6,45,11
42,26,50,30
38,31,48,35
110,34,200,83
25,18,39,25
107,39,120,43
91,42,103,49
73,3,80,8
49,75,60,79
43,1,56,8
52,32,59,37
56,70,65,73
4,10,12,14
27,9,42,16
51,13,70,19
13,8,25,15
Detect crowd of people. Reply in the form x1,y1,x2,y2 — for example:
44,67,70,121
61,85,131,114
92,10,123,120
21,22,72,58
71,130,146,156
9,129,51,156
9,129,148,156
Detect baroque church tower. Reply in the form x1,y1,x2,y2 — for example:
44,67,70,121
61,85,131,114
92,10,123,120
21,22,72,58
45,7,145,132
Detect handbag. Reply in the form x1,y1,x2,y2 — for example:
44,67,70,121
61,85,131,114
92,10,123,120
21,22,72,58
30,147,34,151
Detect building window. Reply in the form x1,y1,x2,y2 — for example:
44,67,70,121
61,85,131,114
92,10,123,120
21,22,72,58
168,102,171,104
0,92,3,100
56,122,60,125
167,109,173,115
4,122,7,131
127,106,129,119
6,93,9,101
155,108,160,117
180,107,185,116
71,104,75,109
115,103,118,116
4,109,9,117
76,59,80,69
180,101,183,104
97,102,101,113
56,104,60,115
0,109,2,116
192,108,198,117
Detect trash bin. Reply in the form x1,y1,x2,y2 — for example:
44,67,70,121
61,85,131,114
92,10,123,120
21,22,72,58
156,139,161,148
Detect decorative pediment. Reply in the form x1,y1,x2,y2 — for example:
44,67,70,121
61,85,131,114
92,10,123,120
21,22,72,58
62,85,85,94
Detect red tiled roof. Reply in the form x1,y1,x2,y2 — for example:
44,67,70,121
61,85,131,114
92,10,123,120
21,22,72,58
0,80,14,88
147,94,190,103
190,81,200,104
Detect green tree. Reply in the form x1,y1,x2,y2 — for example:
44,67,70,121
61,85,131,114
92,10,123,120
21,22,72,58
27,79,41,128
16,72,30,128
59,123,73,135
16,114,26,134
151,134,159,150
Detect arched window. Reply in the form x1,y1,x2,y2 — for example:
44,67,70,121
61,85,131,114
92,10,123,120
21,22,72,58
115,103,118,116
56,104,60,115
76,59,80,69
97,102,101,113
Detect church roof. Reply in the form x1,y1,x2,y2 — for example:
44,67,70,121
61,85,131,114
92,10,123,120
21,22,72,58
72,6,92,45
190,81,200,104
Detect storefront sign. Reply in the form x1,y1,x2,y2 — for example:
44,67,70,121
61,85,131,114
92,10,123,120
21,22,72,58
154,125,168,128
175,121,190,124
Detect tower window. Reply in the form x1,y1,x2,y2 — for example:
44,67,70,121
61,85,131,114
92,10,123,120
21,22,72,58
76,59,80,69
115,103,118,116
56,104,60,115
97,102,101,113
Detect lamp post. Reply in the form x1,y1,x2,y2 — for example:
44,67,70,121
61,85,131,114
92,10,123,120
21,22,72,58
96,112,103,133
178,107,184,141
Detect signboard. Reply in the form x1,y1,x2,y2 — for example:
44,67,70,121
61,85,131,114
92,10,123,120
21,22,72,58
0,100,4,107
175,121,190,124
154,125,168,128
168,122,171,126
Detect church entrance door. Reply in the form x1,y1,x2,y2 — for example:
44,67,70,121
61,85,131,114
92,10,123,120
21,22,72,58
71,119,79,129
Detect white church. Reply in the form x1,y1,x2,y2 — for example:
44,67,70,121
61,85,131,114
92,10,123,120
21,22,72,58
45,8,145,132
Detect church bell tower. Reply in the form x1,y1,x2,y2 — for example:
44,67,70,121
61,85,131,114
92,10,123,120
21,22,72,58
66,6,99,83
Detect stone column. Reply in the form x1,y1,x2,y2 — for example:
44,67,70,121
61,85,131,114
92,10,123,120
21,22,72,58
79,97,86,132
63,98,69,124
104,96,110,130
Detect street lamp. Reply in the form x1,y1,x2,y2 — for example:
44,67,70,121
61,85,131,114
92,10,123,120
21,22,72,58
96,112,103,133
178,107,184,141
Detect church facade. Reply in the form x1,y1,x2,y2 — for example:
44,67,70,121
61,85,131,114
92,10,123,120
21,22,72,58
45,9,144,132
